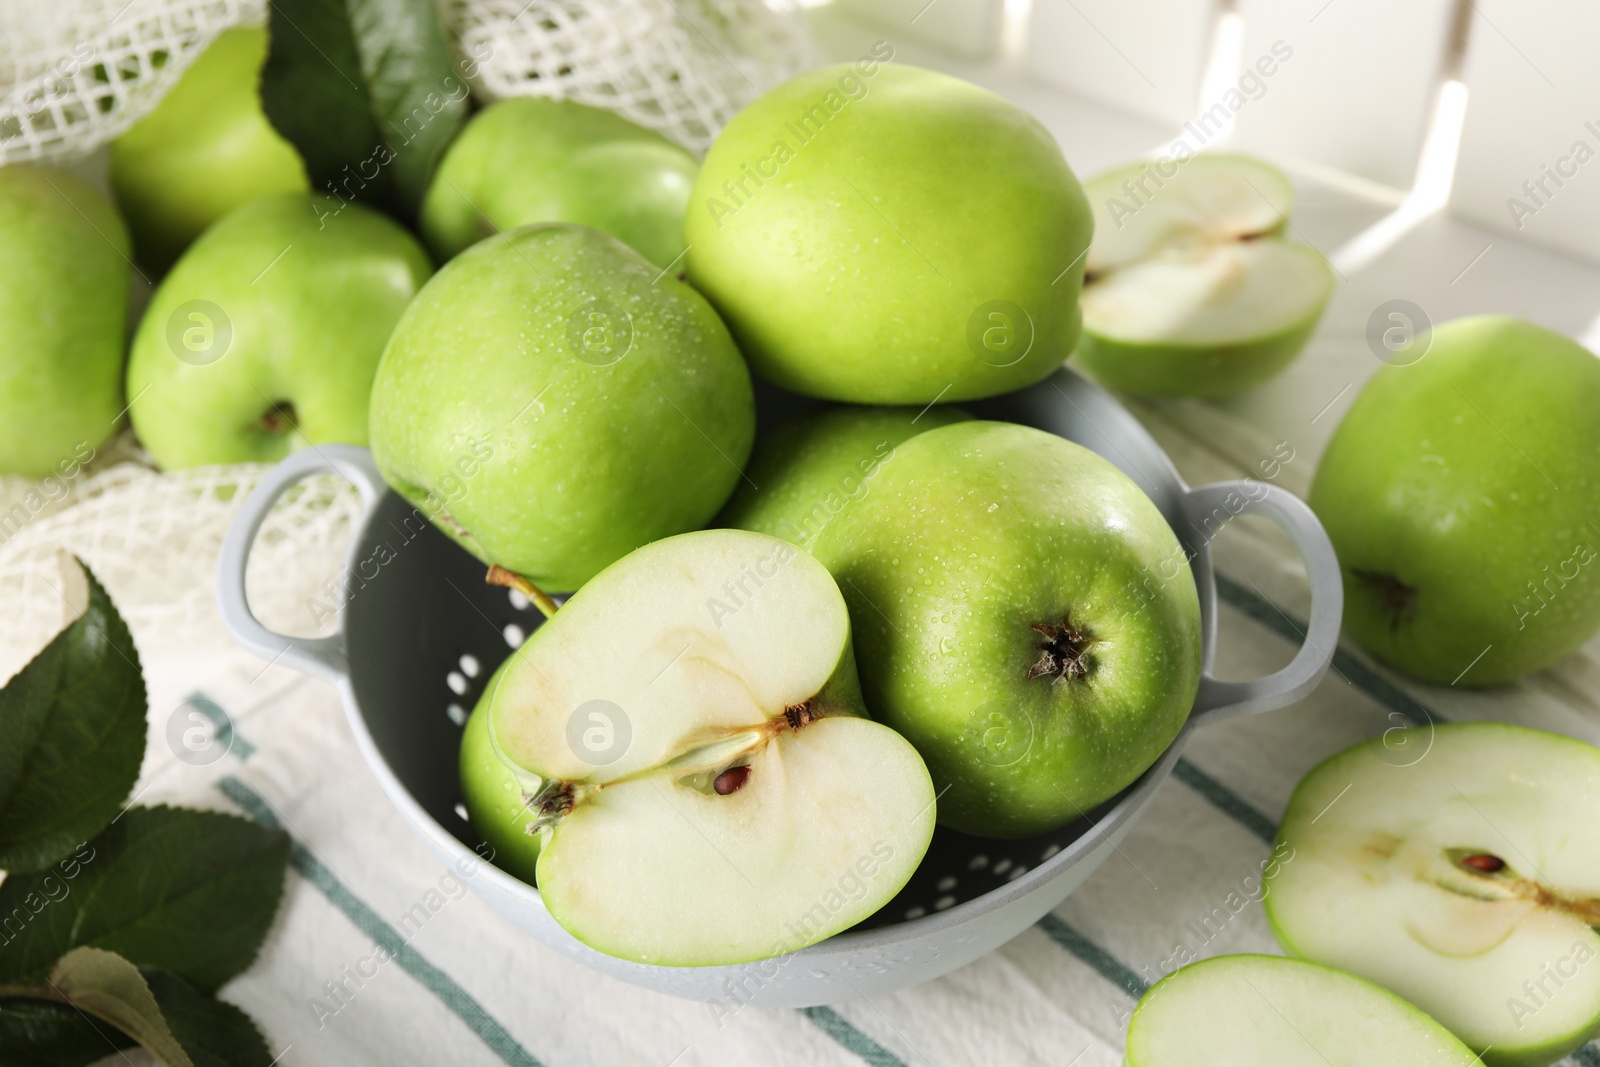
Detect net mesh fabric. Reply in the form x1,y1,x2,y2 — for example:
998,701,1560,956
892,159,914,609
0,0,812,673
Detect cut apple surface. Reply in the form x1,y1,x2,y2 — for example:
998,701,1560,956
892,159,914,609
1075,154,1332,397
477,528,937,966
1267,724,1600,1065
1125,955,1482,1066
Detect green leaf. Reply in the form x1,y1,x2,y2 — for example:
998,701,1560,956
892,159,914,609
44,947,193,1066
0,996,134,1066
144,970,274,1067
0,807,289,993
261,0,469,218
0,562,146,873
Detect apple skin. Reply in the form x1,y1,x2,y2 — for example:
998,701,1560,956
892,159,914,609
1073,306,1321,398
126,194,431,469
459,661,542,886
420,98,698,269
0,166,129,478
686,62,1092,404
109,27,308,274
1310,315,1600,685
810,420,1201,837
369,223,755,593
718,403,970,549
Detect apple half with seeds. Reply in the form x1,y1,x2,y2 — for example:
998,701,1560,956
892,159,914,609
1074,154,1333,397
1125,955,1483,1066
471,528,937,966
1266,723,1600,1066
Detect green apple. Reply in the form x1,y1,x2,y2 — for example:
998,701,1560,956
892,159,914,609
685,61,1093,404
1310,315,1600,685
1267,724,1600,1066
1125,955,1483,1066
109,27,308,274
126,194,430,469
369,223,754,593
808,420,1201,838
718,403,970,549
460,660,542,886
475,528,936,965
0,166,128,477
1074,154,1333,397
420,98,698,269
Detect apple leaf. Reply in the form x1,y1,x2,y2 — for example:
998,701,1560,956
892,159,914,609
43,947,193,1066
142,969,274,1067
0,807,289,993
0,997,135,1065
0,562,146,873
261,0,468,218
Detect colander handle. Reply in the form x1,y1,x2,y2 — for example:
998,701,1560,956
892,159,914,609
1180,479,1343,726
217,445,387,684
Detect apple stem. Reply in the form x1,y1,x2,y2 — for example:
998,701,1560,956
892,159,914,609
486,564,559,619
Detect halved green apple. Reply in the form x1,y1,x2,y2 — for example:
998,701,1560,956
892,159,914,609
471,528,937,966
1125,955,1483,1066
1267,723,1600,1065
1075,154,1333,397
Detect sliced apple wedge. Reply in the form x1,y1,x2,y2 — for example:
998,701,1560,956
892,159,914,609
1075,154,1333,397
1267,723,1600,1066
474,528,937,966
1125,955,1483,1066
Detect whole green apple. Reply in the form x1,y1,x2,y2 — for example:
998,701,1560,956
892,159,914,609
126,194,430,469
369,224,755,593
810,420,1201,837
0,166,128,477
718,403,969,549
1310,315,1600,685
109,27,308,274
420,98,698,269
686,60,1093,404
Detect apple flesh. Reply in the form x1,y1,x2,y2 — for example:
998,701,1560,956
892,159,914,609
717,403,970,551
1125,954,1483,1066
686,61,1093,404
369,223,755,593
420,98,699,269
126,194,431,469
0,166,128,477
1266,723,1600,1066
1310,315,1600,684
474,529,936,966
109,27,309,274
808,420,1202,838
1074,155,1332,397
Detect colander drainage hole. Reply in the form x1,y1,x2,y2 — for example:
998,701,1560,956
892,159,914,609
905,906,927,920
460,654,481,677
1041,844,1061,861
503,624,526,648
936,876,957,892
454,803,469,822
968,854,989,870
934,896,956,911
447,703,467,727
507,588,531,611
992,858,1012,875
447,671,468,695
1007,866,1027,881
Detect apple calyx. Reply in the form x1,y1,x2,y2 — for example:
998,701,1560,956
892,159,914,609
485,563,560,619
516,698,838,836
1440,848,1600,925
1354,569,1417,629
1027,618,1098,684
258,401,295,433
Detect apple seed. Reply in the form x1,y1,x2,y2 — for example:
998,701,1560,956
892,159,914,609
713,766,751,795
1457,852,1506,874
